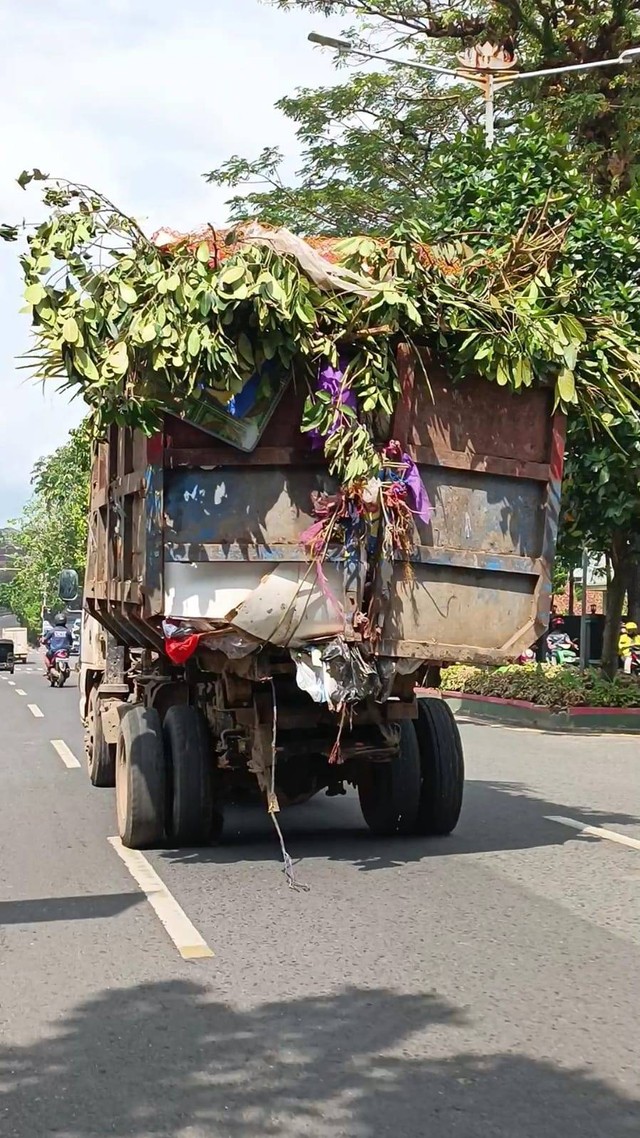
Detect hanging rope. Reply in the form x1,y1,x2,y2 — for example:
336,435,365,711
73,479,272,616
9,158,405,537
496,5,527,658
267,679,309,893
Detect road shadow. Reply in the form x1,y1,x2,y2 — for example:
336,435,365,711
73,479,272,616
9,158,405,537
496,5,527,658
0,980,636,1137
0,892,143,926
157,778,640,874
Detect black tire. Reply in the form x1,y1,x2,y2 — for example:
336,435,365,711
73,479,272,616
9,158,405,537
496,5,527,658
358,720,421,837
163,705,221,846
116,705,166,849
87,690,116,788
414,697,464,835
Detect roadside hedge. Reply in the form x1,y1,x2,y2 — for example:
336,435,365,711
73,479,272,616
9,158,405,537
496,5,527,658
440,664,640,710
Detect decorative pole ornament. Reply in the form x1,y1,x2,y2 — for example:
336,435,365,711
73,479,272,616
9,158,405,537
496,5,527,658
455,42,520,148
309,30,640,149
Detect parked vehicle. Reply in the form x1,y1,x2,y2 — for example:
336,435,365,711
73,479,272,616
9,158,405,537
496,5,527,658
66,353,564,851
0,639,15,674
2,626,27,664
47,649,71,688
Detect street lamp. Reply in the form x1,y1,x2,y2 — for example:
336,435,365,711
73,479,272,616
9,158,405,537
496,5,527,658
308,32,640,148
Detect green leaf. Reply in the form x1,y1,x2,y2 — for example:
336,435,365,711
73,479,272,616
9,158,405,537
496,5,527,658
62,316,80,344
219,264,246,289
0,223,19,242
73,348,100,381
187,328,201,358
562,342,578,370
237,332,254,367
196,241,210,263
262,277,287,305
119,281,138,305
263,334,278,360
495,358,510,386
140,323,156,343
560,315,587,344
557,367,577,404
108,342,129,375
24,283,46,305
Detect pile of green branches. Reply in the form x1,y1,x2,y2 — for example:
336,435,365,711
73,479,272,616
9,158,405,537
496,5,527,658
6,171,640,486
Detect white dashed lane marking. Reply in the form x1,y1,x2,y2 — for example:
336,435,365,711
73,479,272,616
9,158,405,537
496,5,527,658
51,739,81,769
108,837,214,961
546,815,640,853
27,704,44,719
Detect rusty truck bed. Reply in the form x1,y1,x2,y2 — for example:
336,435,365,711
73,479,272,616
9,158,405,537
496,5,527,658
84,347,564,666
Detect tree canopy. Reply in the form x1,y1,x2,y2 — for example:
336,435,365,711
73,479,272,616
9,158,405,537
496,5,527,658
208,0,640,229
0,423,91,635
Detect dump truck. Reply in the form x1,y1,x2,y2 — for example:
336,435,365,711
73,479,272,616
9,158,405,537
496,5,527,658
67,345,563,850
3,626,28,664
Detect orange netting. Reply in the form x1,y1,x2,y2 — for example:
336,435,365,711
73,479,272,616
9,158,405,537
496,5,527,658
150,223,464,276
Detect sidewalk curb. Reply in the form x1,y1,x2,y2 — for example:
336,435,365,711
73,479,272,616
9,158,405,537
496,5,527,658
437,691,640,734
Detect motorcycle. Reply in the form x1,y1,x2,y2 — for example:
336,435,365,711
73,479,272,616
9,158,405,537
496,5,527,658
47,648,71,688
625,644,640,676
546,631,579,666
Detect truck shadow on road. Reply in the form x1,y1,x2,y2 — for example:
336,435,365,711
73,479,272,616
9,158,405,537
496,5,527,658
0,893,144,926
0,979,636,1137
158,779,640,874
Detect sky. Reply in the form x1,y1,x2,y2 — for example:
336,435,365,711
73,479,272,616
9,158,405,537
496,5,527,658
0,0,338,524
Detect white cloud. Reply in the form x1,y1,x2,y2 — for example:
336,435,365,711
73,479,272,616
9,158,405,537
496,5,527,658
0,0,338,522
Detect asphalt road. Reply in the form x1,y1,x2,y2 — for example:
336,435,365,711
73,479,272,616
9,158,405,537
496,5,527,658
1,658,639,1137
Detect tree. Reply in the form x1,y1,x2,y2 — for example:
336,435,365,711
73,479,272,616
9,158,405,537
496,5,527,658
559,414,640,676
208,71,474,234
212,0,640,669
0,424,92,636
207,0,640,227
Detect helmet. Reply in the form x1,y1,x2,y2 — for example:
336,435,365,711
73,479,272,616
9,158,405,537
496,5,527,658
551,616,564,628
54,614,67,627
625,621,638,632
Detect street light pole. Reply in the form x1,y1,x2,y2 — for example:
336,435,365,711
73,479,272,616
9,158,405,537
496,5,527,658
308,33,640,148
485,73,495,148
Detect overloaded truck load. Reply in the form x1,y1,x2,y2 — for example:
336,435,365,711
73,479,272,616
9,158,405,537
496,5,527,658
17,176,640,860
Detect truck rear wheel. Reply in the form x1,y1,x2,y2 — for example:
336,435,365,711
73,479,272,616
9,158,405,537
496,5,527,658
87,688,116,788
163,705,221,846
414,697,464,835
116,705,166,849
358,721,421,837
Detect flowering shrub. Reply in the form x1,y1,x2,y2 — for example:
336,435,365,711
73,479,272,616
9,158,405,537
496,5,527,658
441,664,640,710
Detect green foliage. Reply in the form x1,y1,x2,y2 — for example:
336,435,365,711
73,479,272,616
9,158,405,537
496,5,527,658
560,414,640,557
7,162,640,488
441,663,640,709
207,71,473,234
0,424,91,635
269,1,640,189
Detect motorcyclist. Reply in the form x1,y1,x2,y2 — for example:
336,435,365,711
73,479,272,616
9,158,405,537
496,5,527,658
42,614,73,673
546,616,578,663
618,621,640,674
